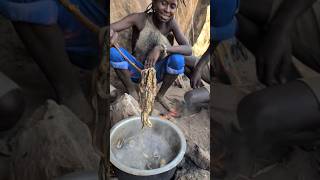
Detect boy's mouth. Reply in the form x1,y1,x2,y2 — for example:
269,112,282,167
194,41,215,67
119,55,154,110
158,13,171,21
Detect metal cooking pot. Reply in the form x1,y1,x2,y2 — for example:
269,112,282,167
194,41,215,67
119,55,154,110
110,116,186,180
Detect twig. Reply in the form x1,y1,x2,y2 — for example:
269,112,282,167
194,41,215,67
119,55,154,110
113,43,142,73
59,0,100,34
251,163,278,178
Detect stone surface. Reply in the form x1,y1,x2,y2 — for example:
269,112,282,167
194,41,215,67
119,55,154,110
172,109,210,170
110,93,141,126
110,68,126,94
185,139,210,170
110,84,120,103
11,100,100,180
175,157,210,180
175,169,210,180
173,109,210,151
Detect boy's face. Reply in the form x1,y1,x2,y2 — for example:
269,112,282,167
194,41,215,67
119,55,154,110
153,0,178,22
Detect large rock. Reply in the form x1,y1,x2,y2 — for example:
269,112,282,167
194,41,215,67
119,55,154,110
110,0,209,51
110,68,126,93
11,100,100,180
175,169,210,180
175,157,210,180
173,109,210,151
185,139,210,170
172,110,210,170
110,93,141,126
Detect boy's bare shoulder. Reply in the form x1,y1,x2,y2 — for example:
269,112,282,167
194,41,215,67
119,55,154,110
132,12,148,30
129,12,146,17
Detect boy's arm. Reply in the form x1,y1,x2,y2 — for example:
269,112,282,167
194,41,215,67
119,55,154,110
254,0,316,85
190,46,210,88
167,19,192,56
269,0,316,28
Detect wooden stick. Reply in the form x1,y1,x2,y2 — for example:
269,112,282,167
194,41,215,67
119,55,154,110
59,0,100,34
58,0,142,73
113,43,142,73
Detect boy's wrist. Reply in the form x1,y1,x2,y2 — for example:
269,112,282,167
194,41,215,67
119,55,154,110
159,44,168,57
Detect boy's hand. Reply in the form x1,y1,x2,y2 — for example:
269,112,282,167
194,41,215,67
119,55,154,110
255,26,292,86
144,45,161,69
190,67,202,89
110,28,118,46
191,52,209,88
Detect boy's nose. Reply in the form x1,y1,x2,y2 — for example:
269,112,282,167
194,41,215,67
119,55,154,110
164,5,170,13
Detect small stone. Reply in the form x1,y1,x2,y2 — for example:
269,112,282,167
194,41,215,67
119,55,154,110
116,138,124,149
146,162,152,170
128,140,135,148
153,151,160,160
143,152,149,158
160,159,166,167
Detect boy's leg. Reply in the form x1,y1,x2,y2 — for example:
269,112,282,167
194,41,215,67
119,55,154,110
183,55,198,79
12,22,93,127
156,54,185,111
110,47,140,100
184,87,210,109
238,80,320,156
156,74,178,111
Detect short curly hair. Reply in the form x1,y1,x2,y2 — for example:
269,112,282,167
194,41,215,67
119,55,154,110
145,0,186,14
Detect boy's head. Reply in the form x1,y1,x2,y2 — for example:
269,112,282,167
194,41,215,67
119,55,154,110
147,0,186,22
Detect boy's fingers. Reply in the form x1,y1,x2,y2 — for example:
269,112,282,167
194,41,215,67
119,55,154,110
152,59,156,67
145,59,150,69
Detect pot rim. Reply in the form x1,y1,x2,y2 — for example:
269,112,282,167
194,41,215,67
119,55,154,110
110,116,187,176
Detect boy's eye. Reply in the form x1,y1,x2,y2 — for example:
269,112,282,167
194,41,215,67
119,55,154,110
170,4,176,9
161,1,167,6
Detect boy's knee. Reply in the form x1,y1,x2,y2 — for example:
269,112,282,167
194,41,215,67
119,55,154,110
237,93,276,134
184,90,197,105
110,47,128,69
167,54,185,74
0,89,25,131
185,88,209,106
110,47,121,61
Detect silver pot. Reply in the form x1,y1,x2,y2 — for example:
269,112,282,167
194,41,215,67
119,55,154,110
110,116,186,180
